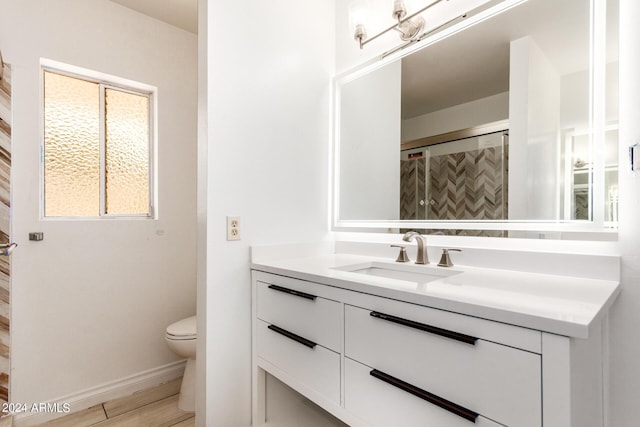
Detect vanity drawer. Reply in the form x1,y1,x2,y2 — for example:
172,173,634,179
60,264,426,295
256,279,341,351
256,319,340,404
345,358,504,427
345,304,541,427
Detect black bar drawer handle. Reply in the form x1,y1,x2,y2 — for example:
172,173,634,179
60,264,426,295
370,311,478,345
268,284,317,301
267,324,317,349
370,369,478,423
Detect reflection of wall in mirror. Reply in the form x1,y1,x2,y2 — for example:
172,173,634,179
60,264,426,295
402,92,509,142
509,36,561,221
339,61,401,220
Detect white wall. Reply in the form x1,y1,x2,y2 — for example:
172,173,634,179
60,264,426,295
339,61,401,220
200,0,334,425
508,37,560,220
609,1,640,426
0,0,197,406
401,92,509,142
561,61,619,130
560,69,590,132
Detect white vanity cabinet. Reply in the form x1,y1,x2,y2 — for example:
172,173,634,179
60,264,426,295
343,358,504,427
251,268,611,427
254,275,342,406
344,304,541,427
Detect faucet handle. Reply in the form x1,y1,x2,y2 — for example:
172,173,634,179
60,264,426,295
437,248,462,267
390,245,410,263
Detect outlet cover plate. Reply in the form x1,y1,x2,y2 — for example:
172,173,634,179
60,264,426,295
227,216,240,241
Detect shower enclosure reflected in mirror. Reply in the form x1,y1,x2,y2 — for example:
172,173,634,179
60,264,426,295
400,122,509,237
334,0,619,239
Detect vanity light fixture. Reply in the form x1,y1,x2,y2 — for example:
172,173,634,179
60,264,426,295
352,0,446,49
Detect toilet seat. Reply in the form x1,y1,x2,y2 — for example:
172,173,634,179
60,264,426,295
166,333,196,341
166,315,196,340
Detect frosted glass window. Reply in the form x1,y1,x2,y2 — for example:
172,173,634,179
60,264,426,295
43,68,153,218
105,89,149,215
44,72,100,216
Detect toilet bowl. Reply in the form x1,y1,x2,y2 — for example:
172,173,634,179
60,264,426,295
165,315,196,412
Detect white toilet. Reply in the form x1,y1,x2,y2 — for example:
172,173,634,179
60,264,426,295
165,315,196,412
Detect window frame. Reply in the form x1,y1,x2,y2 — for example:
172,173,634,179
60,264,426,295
40,60,157,220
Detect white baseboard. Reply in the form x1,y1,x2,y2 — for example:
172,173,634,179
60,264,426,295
13,360,186,426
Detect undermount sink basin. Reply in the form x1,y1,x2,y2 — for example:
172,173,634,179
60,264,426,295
332,261,461,285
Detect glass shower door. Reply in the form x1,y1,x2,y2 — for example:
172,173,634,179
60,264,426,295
401,130,508,221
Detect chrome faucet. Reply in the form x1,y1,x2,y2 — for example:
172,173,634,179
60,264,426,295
402,231,429,265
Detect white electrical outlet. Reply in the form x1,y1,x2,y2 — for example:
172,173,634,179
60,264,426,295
227,216,241,241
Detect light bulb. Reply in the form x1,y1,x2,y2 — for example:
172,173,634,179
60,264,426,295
393,0,407,20
349,0,370,44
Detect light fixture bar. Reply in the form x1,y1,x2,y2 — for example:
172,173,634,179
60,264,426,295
380,0,529,61
357,0,446,49
382,11,467,58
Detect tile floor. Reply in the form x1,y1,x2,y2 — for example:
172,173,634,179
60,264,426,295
35,378,194,427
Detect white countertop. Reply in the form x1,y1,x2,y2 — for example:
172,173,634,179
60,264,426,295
251,253,621,338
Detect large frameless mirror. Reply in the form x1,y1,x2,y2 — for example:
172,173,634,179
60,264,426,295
333,0,618,239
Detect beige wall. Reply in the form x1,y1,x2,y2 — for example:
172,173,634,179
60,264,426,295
0,0,197,405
